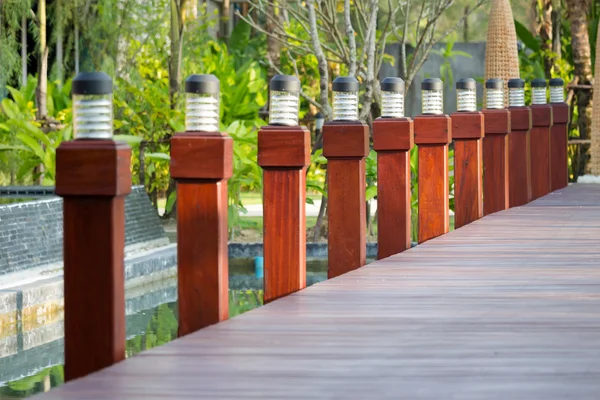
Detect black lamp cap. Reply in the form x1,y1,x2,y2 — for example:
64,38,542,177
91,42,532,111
381,77,405,92
421,78,443,90
549,78,564,87
269,74,301,92
531,78,547,88
508,78,525,88
333,76,359,92
72,72,112,95
456,78,476,90
485,78,503,89
185,74,220,94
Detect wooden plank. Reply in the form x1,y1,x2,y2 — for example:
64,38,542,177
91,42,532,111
550,103,569,191
482,109,510,216
508,107,532,207
417,145,449,243
531,105,553,200
176,181,229,333
453,139,483,229
35,184,600,399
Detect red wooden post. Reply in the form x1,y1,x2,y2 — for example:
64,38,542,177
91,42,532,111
549,78,569,191
258,74,310,303
324,76,369,279
414,78,451,244
507,78,532,207
530,79,554,200
373,77,413,259
170,75,231,336
56,73,130,381
450,78,484,229
482,79,510,216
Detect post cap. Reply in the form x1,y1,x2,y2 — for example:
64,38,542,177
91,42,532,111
381,77,405,92
508,78,525,88
333,76,359,92
485,78,503,89
185,74,220,94
549,78,564,87
421,78,443,90
72,72,112,95
531,78,547,88
269,74,301,92
456,78,476,90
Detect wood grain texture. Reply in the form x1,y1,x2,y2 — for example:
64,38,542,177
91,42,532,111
550,103,569,191
170,134,233,180
450,112,484,140
373,118,414,259
453,139,483,229
323,122,369,158
414,115,452,145
262,169,307,303
55,140,131,382
483,121,509,216
176,181,229,335
376,151,411,259
327,159,366,278
324,122,368,278
372,117,414,151
55,140,131,196
37,185,600,400
418,145,449,243
508,129,532,207
257,126,311,167
508,107,532,207
481,109,510,135
530,126,551,200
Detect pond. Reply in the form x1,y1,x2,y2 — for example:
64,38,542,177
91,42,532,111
0,259,337,398
0,288,265,398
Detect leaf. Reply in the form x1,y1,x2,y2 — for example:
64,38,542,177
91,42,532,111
15,120,52,147
165,191,177,214
365,185,378,201
145,152,171,162
16,133,45,160
514,19,540,52
114,134,143,146
306,197,314,205
0,144,29,151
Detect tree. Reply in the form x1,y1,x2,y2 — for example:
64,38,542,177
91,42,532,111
566,0,592,175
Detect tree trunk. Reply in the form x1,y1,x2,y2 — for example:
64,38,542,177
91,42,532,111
169,0,184,110
56,0,64,85
36,0,48,120
21,13,27,87
534,0,553,77
567,0,592,175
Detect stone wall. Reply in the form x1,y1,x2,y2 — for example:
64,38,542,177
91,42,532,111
0,186,166,276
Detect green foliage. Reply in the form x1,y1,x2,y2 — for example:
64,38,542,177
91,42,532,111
432,38,472,84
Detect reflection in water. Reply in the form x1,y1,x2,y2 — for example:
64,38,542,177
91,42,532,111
0,290,263,398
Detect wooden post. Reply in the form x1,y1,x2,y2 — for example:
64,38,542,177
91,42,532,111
323,121,369,278
482,79,510,216
530,79,554,200
373,117,414,259
415,78,450,244
507,106,532,206
450,111,484,229
549,78,569,191
171,75,231,336
258,126,310,303
56,72,131,381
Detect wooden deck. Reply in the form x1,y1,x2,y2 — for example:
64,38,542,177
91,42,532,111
37,184,600,398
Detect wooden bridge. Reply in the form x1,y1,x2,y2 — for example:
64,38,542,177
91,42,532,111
32,74,598,398
36,183,600,398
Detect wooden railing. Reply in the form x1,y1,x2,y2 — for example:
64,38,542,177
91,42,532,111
55,78,569,382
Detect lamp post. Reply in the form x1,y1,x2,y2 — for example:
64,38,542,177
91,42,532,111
170,74,232,335
530,78,553,199
323,76,369,278
451,78,484,229
258,75,310,303
373,77,414,259
549,78,569,191
414,78,451,243
482,78,510,216
56,72,131,381
507,78,532,207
